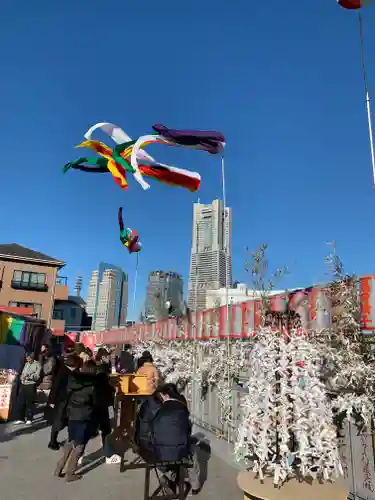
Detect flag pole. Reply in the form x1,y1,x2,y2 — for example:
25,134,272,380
221,156,229,335
221,155,231,442
132,253,139,317
358,11,375,187
192,201,200,423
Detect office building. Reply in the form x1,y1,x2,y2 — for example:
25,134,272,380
145,271,183,322
188,199,232,311
86,263,128,331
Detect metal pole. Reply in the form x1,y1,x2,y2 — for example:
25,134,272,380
194,206,199,314
192,204,200,422
132,253,139,318
365,93,375,187
221,156,229,332
358,12,375,187
221,155,231,442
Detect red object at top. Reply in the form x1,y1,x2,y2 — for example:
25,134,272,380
338,0,372,9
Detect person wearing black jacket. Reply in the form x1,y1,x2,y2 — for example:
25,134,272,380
116,344,135,374
151,384,191,462
136,383,200,495
135,395,163,452
54,361,97,482
39,345,57,396
96,348,112,372
94,361,114,446
48,354,80,450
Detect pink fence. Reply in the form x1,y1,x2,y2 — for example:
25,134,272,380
76,276,375,346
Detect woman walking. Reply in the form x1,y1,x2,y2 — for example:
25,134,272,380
54,360,97,482
48,353,80,450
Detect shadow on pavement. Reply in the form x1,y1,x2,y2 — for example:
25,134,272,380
74,431,212,491
0,416,48,443
79,448,106,475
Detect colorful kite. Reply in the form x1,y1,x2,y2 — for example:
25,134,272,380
64,122,224,192
118,207,142,253
75,123,201,191
85,122,225,191
76,140,130,189
63,140,201,192
84,123,162,190
338,0,372,8
152,123,225,153
63,157,108,174
130,124,225,174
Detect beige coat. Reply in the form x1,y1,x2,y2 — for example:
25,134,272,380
137,362,159,393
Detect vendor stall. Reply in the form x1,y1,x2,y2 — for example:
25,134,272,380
0,310,49,421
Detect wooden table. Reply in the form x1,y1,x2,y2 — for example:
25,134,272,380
108,373,152,454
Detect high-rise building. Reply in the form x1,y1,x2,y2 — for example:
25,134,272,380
188,199,232,311
86,262,128,331
145,271,183,322
74,275,82,297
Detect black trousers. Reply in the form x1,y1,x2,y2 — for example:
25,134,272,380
50,401,67,444
95,407,111,445
17,384,36,421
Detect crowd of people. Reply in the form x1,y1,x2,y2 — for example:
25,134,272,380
13,343,201,494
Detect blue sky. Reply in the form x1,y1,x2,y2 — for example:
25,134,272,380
1,0,375,320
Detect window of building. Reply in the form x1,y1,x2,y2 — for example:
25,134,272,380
12,271,47,291
8,301,42,318
53,310,64,320
70,308,77,319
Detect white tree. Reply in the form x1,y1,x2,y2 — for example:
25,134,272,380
235,244,375,486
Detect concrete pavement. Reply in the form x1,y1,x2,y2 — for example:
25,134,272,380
0,415,242,500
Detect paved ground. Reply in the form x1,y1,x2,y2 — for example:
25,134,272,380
0,413,242,500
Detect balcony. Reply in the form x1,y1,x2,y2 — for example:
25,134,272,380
54,276,68,300
11,280,48,292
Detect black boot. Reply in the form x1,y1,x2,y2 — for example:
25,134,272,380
49,428,60,450
48,441,60,451
54,442,73,477
65,445,84,483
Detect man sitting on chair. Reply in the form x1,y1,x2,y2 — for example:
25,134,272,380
135,383,200,495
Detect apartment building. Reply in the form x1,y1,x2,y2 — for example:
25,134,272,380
0,243,66,330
